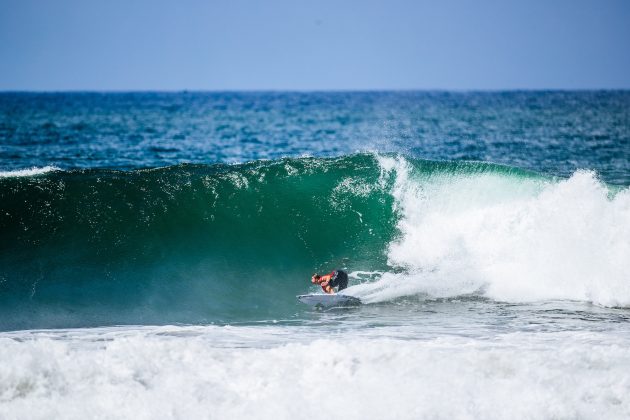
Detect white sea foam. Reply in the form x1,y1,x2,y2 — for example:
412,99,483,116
0,166,59,178
355,157,630,307
1,325,629,420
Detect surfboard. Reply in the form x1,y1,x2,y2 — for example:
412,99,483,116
297,294,362,308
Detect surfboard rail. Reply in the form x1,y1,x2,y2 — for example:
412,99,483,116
297,294,362,307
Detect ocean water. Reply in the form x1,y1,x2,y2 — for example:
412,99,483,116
1,91,629,419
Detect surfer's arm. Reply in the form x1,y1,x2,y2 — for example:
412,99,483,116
319,274,332,283
312,273,334,293
321,281,335,294
312,274,332,284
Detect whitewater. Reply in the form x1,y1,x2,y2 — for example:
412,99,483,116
2,324,630,420
1,91,629,419
352,156,630,307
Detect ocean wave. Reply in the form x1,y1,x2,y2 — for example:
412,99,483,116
0,154,397,329
0,154,628,330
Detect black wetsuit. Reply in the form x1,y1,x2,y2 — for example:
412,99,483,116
328,270,348,291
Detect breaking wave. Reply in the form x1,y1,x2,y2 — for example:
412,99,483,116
1,153,628,330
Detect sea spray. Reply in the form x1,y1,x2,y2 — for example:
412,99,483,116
0,166,60,178
352,156,630,307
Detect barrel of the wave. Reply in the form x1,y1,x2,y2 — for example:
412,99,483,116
0,155,397,330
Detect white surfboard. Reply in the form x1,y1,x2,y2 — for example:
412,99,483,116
297,294,362,308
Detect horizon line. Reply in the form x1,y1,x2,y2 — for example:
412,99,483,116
1,88,629,94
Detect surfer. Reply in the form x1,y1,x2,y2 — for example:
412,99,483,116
311,270,348,294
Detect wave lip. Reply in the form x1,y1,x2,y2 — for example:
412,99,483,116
0,166,60,178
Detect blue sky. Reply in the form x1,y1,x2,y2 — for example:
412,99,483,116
1,0,629,90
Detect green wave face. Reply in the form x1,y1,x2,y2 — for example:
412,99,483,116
0,153,551,330
0,154,402,329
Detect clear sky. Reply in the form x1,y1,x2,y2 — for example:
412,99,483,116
1,0,629,90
